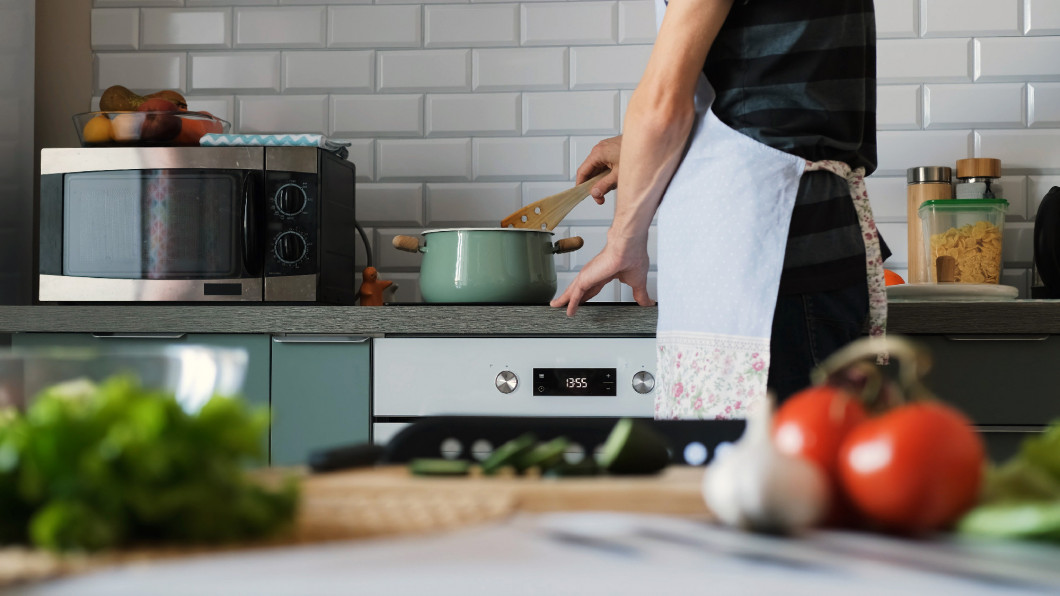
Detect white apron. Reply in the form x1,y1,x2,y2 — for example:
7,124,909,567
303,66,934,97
653,69,887,420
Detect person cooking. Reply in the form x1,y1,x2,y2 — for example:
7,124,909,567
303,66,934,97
551,0,890,417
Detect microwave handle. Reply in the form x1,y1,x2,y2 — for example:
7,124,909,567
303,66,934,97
242,173,262,276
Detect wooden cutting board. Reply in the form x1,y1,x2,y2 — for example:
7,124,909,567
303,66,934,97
1,466,710,587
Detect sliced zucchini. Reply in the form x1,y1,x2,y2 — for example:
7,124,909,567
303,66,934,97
516,437,570,472
958,501,1060,541
481,433,537,475
596,418,671,475
408,458,472,477
543,458,600,478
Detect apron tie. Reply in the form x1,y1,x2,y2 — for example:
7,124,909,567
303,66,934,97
804,160,888,364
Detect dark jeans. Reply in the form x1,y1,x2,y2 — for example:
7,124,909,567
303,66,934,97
767,279,869,403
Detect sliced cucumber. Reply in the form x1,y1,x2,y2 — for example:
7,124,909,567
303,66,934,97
481,433,537,475
408,458,472,477
516,437,570,472
543,458,600,478
596,418,671,475
958,501,1060,542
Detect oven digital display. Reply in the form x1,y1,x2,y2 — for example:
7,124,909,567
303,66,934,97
533,368,617,396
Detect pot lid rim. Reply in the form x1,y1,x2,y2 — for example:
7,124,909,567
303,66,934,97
420,227,554,235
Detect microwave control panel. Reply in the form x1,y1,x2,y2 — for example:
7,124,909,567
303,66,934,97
265,172,317,273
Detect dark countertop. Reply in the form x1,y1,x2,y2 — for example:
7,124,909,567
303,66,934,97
1,300,1059,336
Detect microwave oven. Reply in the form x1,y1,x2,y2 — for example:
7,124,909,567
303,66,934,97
39,146,357,303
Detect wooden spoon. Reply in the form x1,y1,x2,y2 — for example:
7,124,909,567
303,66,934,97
501,169,610,230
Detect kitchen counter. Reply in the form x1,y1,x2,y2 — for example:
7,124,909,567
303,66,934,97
1,300,1060,336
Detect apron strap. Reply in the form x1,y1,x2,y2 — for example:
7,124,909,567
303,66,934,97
804,160,888,364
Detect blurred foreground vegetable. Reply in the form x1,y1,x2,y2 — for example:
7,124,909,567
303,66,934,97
0,375,298,552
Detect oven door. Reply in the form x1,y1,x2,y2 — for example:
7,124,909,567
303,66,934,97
39,147,265,302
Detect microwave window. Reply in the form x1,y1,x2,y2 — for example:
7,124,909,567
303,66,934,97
63,171,242,279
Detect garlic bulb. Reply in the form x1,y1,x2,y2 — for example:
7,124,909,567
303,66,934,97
702,400,829,534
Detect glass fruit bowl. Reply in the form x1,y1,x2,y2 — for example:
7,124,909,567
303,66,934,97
73,110,232,147
0,345,248,413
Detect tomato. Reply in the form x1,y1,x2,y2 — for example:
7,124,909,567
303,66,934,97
773,385,868,526
837,402,984,534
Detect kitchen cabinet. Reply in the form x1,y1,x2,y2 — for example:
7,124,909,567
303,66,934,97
907,333,1060,462
10,332,273,458
269,335,371,466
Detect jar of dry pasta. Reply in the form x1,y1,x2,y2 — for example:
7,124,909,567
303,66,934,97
918,199,1008,284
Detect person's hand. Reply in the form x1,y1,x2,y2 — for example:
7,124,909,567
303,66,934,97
550,236,654,316
577,136,622,205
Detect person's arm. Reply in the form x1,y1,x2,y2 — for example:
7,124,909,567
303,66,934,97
551,0,735,315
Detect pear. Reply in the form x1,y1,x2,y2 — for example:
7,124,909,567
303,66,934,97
99,85,146,111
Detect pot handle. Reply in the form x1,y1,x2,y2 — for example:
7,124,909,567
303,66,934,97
392,235,424,253
553,236,584,254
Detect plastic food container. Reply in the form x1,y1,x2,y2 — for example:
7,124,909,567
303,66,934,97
919,198,1008,284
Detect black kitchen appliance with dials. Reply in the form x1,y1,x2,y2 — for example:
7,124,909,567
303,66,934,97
38,146,356,303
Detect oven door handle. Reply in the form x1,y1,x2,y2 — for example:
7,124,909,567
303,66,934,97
242,172,262,276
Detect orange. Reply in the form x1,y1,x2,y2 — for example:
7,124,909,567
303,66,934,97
884,269,905,286
82,114,113,144
174,117,207,146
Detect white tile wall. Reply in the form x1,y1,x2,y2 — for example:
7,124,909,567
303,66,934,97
89,0,1060,302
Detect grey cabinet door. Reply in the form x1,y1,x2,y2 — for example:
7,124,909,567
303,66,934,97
270,336,371,467
10,332,273,459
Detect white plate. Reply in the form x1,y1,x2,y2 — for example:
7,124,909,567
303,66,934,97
886,283,1019,301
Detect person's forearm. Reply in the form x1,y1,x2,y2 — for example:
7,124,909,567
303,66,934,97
608,0,735,245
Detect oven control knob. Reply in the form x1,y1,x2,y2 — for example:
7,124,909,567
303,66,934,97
274,183,307,216
274,231,308,264
495,371,518,394
632,371,655,394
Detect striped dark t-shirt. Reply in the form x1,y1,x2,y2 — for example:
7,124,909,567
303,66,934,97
703,0,887,294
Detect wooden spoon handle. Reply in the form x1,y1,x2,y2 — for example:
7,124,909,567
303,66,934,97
501,169,611,230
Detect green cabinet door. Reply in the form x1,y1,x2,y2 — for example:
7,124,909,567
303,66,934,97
270,336,371,467
10,332,273,459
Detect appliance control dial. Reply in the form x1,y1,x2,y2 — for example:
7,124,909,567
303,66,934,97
632,371,655,394
274,230,308,264
274,183,308,216
495,371,518,394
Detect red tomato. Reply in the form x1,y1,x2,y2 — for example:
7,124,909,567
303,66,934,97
773,385,868,526
837,402,984,534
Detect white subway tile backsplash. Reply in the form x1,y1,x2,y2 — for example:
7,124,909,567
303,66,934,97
618,0,656,44
376,228,429,270
91,9,139,51
426,183,521,225
143,8,231,49
924,83,1025,129
356,183,424,226
922,0,1020,37
875,130,973,176
570,135,607,178
237,95,328,134
96,53,186,92
977,129,1060,171
426,93,520,137
378,50,471,92
864,175,908,221
567,225,608,270
1029,83,1060,127
284,51,373,92
1004,222,1036,266
876,222,909,267
377,138,473,181
425,5,519,48
473,48,568,91
97,0,181,6
1002,268,1030,297
378,272,421,304
344,138,375,182
235,6,325,48
876,85,921,130
523,180,616,225
190,52,281,93
328,6,421,48
878,39,972,84
1027,0,1060,35
571,45,652,89
875,0,917,38
521,2,617,46
473,137,568,180
996,176,1028,220
332,95,424,137
977,37,1060,82
523,91,619,135
183,95,234,122
354,225,373,270
1029,176,1060,215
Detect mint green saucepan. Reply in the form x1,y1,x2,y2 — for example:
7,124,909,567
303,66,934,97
393,228,584,304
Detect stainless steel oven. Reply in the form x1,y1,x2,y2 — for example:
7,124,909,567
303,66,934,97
38,146,356,303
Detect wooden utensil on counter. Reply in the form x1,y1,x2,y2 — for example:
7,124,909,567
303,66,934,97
501,169,611,230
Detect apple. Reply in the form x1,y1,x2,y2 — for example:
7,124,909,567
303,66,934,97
136,98,181,142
